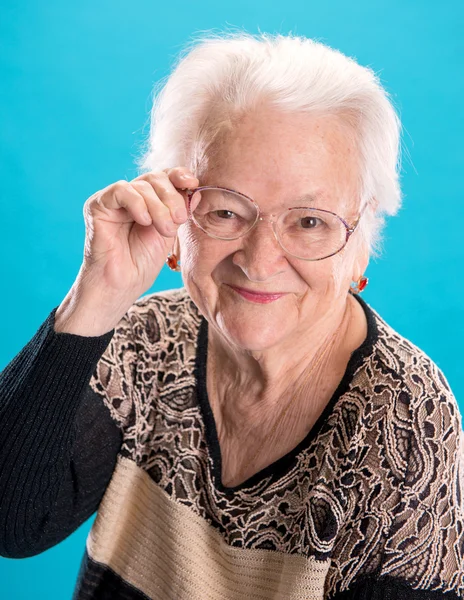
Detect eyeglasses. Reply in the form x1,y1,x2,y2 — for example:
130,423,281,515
185,186,368,261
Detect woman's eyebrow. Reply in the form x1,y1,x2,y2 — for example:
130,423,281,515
219,184,327,206
291,192,325,205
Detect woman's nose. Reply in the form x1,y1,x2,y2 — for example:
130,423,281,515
232,217,287,280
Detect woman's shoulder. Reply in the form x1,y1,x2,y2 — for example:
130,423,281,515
130,285,198,314
123,286,202,343
355,303,463,528
368,303,453,387
363,300,461,431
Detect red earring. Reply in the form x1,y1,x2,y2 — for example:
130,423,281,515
350,275,368,294
166,253,181,272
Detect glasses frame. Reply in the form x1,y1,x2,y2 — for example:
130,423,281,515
185,186,369,261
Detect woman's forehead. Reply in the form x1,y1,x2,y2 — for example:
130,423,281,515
200,112,360,206
214,107,359,156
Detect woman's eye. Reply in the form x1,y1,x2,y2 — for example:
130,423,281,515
300,216,322,228
214,210,236,219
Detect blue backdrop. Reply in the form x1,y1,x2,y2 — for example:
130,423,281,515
1,0,462,597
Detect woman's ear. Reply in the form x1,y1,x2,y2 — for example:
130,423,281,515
350,197,374,280
172,235,181,259
353,243,370,281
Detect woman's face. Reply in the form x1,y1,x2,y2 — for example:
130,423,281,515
177,107,368,353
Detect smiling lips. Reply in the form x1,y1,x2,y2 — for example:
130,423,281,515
227,284,288,304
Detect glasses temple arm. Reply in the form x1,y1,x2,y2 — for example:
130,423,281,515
349,199,372,232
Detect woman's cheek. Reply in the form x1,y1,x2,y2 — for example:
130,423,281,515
332,260,349,295
314,254,352,297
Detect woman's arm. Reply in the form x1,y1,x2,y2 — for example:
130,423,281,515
0,307,131,558
327,360,464,599
329,574,461,599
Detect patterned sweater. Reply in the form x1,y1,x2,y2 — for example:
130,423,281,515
0,286,463,600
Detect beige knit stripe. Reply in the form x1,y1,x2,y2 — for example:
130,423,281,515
87,465,322,600
86,456,330,600
89,460,325,598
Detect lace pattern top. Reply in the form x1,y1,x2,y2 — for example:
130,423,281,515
0,286,462,599
85,287,464,599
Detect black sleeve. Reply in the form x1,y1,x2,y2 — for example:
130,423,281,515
0,307,124,559
330,575,461,599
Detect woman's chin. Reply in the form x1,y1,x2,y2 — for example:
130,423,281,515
216,307,291,352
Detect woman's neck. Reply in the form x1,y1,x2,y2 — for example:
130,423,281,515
207,293,366,420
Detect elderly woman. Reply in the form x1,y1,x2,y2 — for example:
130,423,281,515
0,32,463,600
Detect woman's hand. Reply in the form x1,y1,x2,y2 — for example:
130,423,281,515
82,168,198,296
54,167,199,335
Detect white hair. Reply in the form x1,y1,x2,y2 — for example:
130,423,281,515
135,30,405,257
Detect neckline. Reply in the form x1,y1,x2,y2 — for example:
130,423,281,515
194,293,379,494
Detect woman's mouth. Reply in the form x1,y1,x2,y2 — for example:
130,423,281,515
226,284,288,304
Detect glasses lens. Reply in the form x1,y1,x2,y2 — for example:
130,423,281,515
277,209,347,260
191,188,257,239
190,189,348,260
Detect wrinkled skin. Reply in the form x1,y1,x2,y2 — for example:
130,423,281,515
173,106,370,483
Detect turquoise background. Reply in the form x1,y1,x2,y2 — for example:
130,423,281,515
1,0,462,597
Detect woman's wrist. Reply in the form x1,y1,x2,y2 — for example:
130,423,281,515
54,282,130,337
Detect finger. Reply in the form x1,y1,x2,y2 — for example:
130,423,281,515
163,166,200,190
96,180,153,226
132,171,190,224
130,180,179,237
